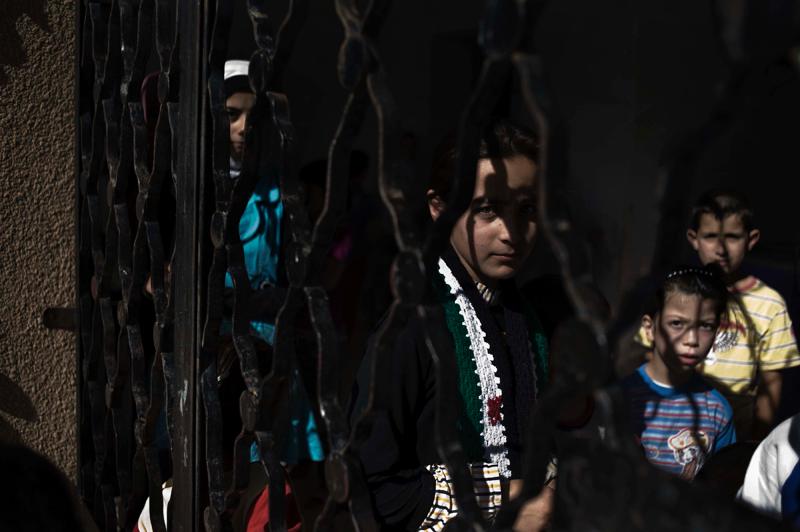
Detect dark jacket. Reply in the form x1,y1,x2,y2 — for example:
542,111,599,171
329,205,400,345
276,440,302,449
350,249,570,530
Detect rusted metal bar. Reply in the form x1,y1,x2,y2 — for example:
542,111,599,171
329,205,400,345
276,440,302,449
198,0,316,530
236,2,295,526
199,0,242,528
171,0,205,529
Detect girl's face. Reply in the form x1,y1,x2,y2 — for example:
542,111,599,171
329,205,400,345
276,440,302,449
429,155,538,286
226,91,256,161
643,292,720,374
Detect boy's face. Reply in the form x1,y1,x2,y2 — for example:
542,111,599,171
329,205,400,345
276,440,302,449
687,213,760,276
643,292,719,374
226,91,256,161
429,155,538,285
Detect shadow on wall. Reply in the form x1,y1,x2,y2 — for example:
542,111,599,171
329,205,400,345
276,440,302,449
0,0,50,86
0,372,38,443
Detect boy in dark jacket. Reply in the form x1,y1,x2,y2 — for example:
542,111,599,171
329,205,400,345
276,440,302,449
352,121,558,531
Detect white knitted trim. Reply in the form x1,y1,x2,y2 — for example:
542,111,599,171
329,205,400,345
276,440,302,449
438,258,511,478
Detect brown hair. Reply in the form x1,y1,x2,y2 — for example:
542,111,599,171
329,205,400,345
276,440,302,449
429,119,539,200
655,264,728,319
690,189,754,232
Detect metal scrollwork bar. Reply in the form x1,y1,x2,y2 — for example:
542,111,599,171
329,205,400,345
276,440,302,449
235,0,312,528
308,7,382,527
341,1,523,529
495,2,792,531
72,0,798,530
199,0,241,527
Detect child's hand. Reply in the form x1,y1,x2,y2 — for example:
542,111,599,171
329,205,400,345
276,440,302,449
509,481,555,532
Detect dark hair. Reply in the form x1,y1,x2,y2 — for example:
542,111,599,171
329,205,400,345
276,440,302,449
690,189,754,231
429,119,539,200
0,444,92,531
655,264,728,318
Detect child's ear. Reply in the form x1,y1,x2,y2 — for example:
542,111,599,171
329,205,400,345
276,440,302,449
686,229,700,251
641,314,655,343
427,190,444,221
747,228,761,251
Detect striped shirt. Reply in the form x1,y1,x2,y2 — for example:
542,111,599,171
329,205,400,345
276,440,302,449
621,365,736,480
420,463,503,530
419,459,559,530
635,276,800,436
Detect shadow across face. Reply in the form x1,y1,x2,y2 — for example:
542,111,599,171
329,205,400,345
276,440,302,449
453,155,539,286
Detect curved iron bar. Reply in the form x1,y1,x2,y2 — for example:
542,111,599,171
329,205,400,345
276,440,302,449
513,48,611,339
476,28,616,526
139,0,180,525
128,0,179,525
496,2,800,530
308,83,377,532
314,2,527,531
71,0,800,529
304,68,374,527
112,321,135,525
420,58,510,275
79,0,182,529
369,59,490,530
293,2,409,530
233,0,361,516
354,1,544,530
306,88,369,283
648,0,800,279
82,2,125,528
252,94,300,532
203,0,268,528
199,0,313,529
211,1,316,531
198,0,249,527
161,99,182,460
128,90,169,532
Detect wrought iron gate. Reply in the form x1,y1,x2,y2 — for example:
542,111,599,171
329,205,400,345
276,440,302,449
74,0,795,530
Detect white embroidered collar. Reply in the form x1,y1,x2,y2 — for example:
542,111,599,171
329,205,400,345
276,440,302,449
438,258,511,478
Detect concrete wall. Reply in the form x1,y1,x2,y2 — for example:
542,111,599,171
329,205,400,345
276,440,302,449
0,0,77,479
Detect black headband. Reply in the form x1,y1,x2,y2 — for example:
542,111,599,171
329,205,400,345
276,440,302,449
665,267,716,281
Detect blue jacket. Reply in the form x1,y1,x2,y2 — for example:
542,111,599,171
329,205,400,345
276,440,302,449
225,165,324,463
224,174,283,343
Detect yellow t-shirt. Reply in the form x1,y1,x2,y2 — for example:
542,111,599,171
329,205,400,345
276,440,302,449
634,276,800,436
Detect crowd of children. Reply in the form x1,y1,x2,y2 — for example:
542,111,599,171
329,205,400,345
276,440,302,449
130,59,800,531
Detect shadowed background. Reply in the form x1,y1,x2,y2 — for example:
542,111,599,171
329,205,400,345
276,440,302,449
2,0,799,482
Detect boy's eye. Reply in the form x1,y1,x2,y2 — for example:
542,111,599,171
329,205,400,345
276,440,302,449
519,203,537,217
227,108,242,121
668,319,684,328
475,205,496,218
700,322,717,331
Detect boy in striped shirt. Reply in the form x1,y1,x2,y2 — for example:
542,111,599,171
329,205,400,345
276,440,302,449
637,190,800,440
623,266,736,480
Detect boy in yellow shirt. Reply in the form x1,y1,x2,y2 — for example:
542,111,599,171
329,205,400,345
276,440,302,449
638,190,800,440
